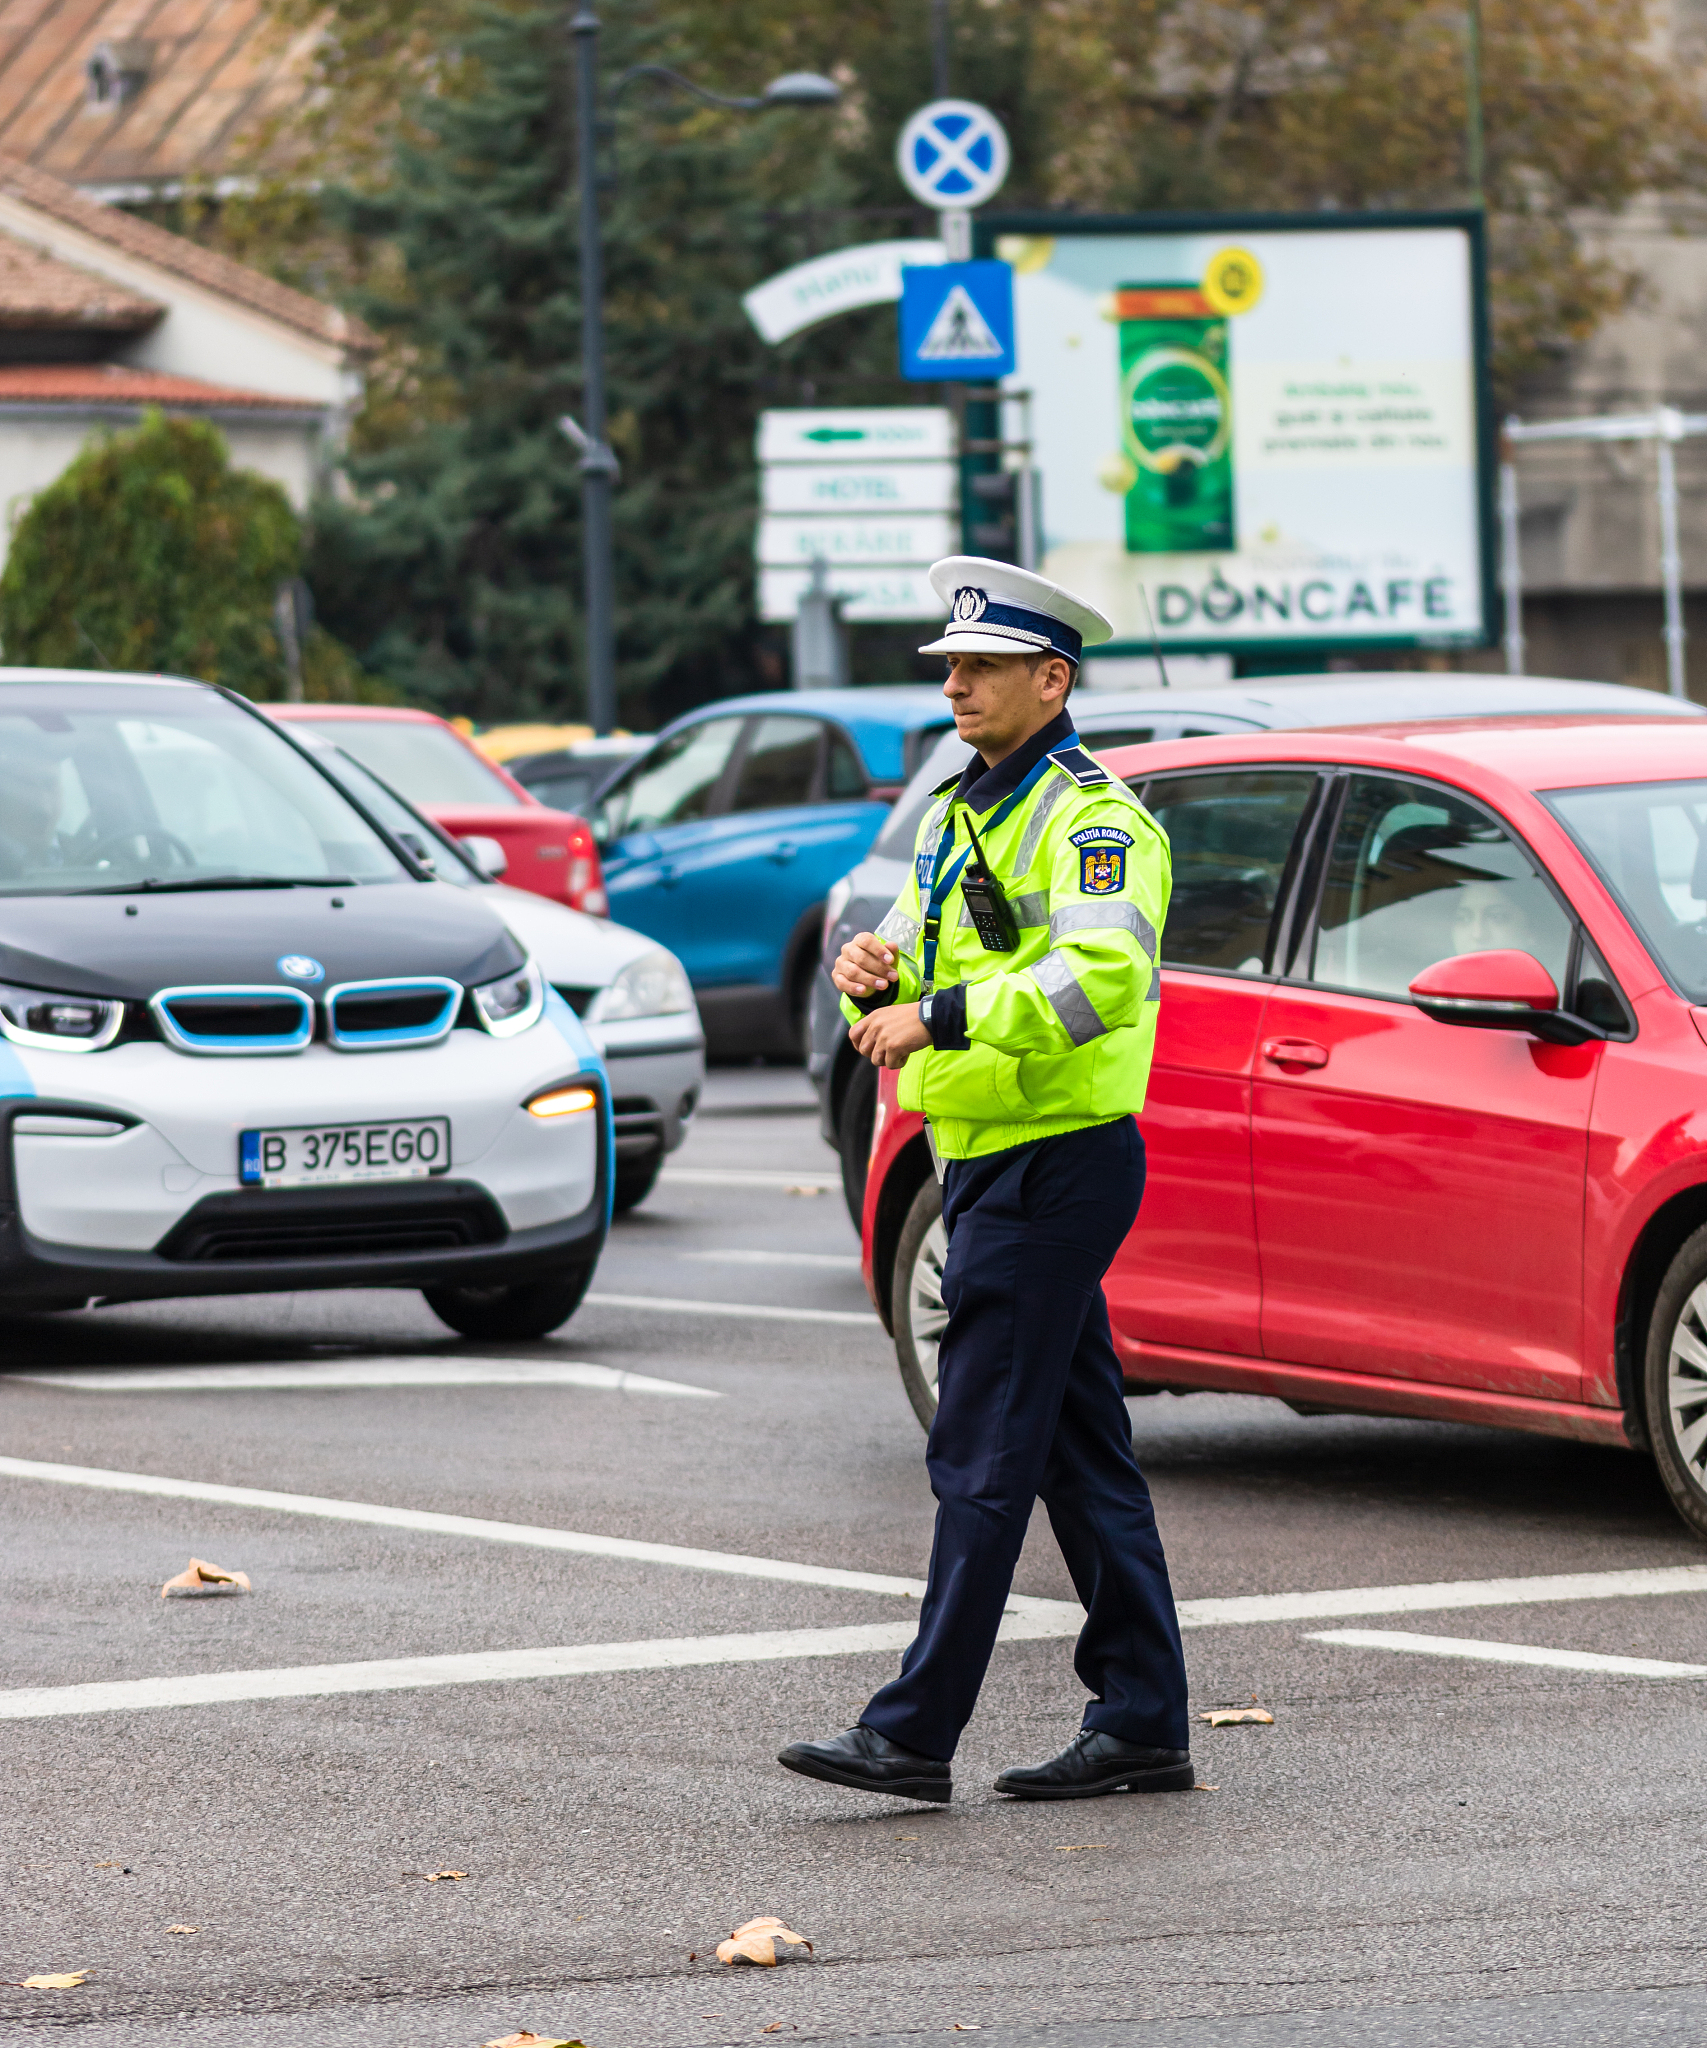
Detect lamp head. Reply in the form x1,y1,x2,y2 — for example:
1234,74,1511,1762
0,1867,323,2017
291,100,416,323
760,71,841,108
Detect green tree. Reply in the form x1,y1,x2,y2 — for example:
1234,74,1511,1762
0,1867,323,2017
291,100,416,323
0,411,303,692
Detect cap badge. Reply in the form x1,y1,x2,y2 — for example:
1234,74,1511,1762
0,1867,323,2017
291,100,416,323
952,586,988,623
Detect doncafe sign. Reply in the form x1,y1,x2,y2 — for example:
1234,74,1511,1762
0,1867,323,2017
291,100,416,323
1152,570,1463,634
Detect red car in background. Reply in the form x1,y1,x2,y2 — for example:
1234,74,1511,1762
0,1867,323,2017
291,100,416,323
862,715,1707,1541
270,705,607,915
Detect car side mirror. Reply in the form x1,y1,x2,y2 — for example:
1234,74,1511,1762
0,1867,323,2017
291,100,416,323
1409,949,1604,1045
457,833,508,880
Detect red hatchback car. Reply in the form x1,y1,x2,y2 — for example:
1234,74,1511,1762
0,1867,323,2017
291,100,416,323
863,715,1707,1539
270,705,607,915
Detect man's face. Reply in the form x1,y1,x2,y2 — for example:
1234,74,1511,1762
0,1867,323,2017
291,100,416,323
942,648,1071,760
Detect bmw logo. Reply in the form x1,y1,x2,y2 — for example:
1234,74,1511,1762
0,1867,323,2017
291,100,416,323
952,586,988,622
277,955,325,982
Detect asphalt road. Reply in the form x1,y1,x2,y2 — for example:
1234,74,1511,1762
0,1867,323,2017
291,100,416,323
4,1067,1707,2047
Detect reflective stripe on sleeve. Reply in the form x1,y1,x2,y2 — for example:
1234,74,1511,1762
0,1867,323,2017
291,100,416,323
1029,949,1109,1047
1013,774,1074,873
1048,900,1158,959
875,907,921,951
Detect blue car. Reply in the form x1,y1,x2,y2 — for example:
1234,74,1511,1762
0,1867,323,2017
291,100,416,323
590,688,953,1056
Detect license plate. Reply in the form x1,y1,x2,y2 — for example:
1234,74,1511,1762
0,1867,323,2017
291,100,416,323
239,1117,451,1189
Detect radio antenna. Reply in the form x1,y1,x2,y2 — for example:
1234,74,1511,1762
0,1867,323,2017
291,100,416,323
1139,581,1171,690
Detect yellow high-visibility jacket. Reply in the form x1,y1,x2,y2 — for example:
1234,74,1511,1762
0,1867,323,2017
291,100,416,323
842,734,1171,1160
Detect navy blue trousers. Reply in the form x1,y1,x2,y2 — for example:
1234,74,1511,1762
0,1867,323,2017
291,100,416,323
861,1115,1189,1763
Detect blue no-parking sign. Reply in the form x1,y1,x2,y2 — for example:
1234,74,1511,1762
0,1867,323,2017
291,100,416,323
899,261,1015,382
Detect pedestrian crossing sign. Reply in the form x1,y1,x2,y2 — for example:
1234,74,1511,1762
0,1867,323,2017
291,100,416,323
900,260,1016,382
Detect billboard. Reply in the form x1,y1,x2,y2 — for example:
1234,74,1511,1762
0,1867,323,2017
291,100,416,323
981,212,1493,655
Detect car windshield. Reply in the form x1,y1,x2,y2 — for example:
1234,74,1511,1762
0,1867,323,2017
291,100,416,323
1547,777,1707,1001
301,739,484,889
288,717,521,808
0,683,405,895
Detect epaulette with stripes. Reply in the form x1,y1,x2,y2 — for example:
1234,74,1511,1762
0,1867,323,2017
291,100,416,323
1047,745,1110,789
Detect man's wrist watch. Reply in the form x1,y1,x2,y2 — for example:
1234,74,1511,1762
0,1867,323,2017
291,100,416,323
919,993,934,1034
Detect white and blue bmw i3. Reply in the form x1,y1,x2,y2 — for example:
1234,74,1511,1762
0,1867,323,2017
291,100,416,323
0,670,611,1340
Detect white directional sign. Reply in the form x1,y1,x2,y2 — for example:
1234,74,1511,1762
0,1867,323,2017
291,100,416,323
755,408,957,622
757,512,960,569
895,99,1011,212
761,461,958,515
759,566,947,625
756,407,956,465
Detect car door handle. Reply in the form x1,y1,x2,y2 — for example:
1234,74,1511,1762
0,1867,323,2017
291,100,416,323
771,841,798,864
1262,1037,1329,1070
657,862,679,887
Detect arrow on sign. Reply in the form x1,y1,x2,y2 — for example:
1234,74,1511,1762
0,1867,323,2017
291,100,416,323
805,428,869,443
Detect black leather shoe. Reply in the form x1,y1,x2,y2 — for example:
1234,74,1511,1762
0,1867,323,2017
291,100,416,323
778,1724,951,1803
994,1729,1193,1800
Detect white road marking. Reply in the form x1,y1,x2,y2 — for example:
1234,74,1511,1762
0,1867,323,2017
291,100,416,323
679,1250,861,1271
660,1168,838,1191
1308,1628,1707,1679
585,1292,876,1326
1174,1565,1707,1630
0,1603,1082,1722
4,1357,717,1397
0,1455,930,1597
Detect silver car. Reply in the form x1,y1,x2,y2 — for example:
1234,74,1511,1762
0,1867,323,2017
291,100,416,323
810,671,1707,1223
304,738,703,1214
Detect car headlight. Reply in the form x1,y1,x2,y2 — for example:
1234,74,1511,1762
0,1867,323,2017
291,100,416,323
0,981,124,1053
470,958,544,1038
590,949,695,1023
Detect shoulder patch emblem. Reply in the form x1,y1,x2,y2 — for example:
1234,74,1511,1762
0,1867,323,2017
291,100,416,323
1080,846,1125,895
1069,825,1134,850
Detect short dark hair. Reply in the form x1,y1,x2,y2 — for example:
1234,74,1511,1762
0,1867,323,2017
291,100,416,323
1023,646,1076,697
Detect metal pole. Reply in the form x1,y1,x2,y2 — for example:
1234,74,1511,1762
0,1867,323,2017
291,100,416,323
1498,450,1523,675
931,0,950,97
1657,408,1688,699
571,6,618,736
1464,0,1485,206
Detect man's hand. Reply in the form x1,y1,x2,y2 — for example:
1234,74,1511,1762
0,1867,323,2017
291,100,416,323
832,931,898,1000
849,1003,930,1069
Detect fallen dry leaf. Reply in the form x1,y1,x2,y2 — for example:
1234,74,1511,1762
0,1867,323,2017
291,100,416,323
22,1971,90,1989
1199,1708,1274,1727
762,2025,786,2034
954,2026,983,2033
480,2034,585,2047
425,1869,469,1882
165,1925,198,1935
784,1185,822,1197
1193,1783,1219,1792
716,1916,813,1967
1053,1844,1109,1853
161,1558,250,1600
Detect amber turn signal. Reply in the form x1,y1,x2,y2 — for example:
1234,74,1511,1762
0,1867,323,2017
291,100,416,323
526,1085,598,1118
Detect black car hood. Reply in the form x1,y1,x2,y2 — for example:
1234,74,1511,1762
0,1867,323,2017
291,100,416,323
0,881,526,1000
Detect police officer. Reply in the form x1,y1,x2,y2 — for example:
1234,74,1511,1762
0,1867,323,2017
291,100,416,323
779,556,1190,1805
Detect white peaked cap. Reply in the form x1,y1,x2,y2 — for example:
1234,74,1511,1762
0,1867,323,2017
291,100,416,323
918,556,1114,663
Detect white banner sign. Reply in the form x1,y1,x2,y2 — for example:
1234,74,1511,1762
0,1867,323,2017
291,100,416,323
1005,221,1488,650
759,566,948,624
757,512,959,569
743,240,945,346
762,460,959,516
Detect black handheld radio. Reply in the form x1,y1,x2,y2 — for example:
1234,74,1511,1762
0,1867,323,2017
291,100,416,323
959,816,1020,953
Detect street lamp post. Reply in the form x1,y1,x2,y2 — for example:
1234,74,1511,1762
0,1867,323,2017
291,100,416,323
566,7,838,734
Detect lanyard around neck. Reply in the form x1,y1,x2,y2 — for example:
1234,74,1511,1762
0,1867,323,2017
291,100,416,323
919,740,1071,989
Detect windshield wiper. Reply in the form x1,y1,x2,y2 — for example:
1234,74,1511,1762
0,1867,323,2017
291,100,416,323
74,874,356,895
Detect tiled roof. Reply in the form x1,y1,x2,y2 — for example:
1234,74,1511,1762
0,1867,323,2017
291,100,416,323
0,222,161,328
0,0,313,192
0,361,323,408
0,152,376,352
